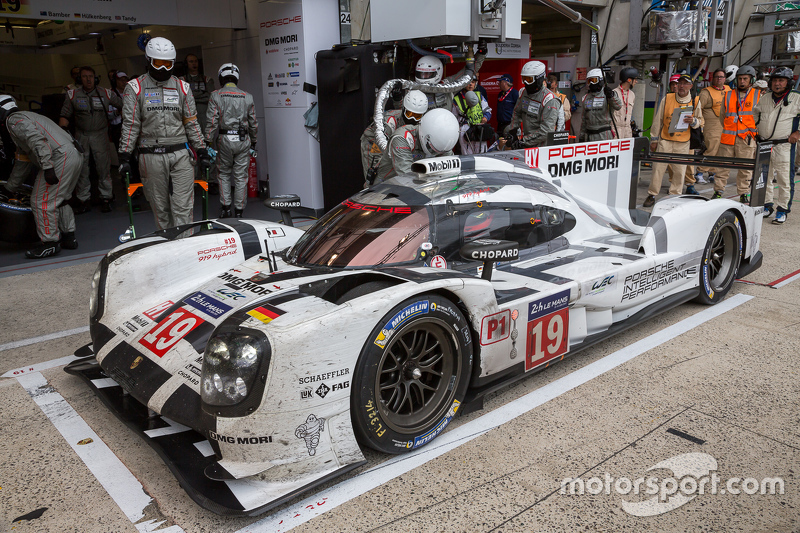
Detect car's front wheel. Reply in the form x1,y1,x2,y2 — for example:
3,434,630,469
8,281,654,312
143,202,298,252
695,211,742,305
351,294,472,454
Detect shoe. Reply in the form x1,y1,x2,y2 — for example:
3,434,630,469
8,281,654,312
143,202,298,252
643,195,656,208
774,212,787,224
25,242,60,259
708,174,715,183
219,205,232,218
60,231,78,250
695,172,707,184
740,194,749,204
685,185,699,195
234,208,244,218
763,204,774,218
711,191,723,199
73,200,91,215
101,199,112,213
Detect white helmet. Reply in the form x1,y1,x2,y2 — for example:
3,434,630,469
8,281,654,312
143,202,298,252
521,61,547,93
145,37,176,81
418,108,459,156
0,94,18,123
402,89,428,124
415,55,443,85
586,68,605,92
725,65,738,84
218,63,240,83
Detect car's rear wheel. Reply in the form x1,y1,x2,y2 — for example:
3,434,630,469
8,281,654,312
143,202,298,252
351,294,472,454
694,211,742,305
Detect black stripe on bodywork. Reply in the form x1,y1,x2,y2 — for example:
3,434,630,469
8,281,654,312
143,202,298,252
586,234,643,251
379,266,474,282
184,320,217,353
101,341,172,400
90,321,116,353
495,287,539,305
222,219,262,258
160,383,215,435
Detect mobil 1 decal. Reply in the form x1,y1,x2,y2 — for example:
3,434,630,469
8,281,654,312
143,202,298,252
526,289,570,371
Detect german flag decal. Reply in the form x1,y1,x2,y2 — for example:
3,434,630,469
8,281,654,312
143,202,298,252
247,304,285,325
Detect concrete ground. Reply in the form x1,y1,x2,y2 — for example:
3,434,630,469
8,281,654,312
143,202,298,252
0,167,797,532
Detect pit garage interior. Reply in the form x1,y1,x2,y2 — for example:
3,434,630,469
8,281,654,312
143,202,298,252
1,0,799,531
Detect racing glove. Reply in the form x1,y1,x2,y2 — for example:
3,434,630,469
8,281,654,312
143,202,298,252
118,152,132,177
603,85,614,99
250,143,257,158
197,148,212,171
391,81,404,103
44,168,59,186
366,166,378,185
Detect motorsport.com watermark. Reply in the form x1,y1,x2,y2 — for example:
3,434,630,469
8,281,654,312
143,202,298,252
559,453,784,516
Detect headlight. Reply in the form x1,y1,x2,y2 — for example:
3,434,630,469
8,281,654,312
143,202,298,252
201,330,270,409
89,264,102,318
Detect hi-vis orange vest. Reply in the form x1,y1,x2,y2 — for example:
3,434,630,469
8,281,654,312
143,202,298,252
704,85,728,117
721,88,760,144
660,93,699,143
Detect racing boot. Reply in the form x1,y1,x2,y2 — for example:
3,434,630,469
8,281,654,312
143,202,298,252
219,204,232,218
740,194,749,204
60,231,78,250
711,191,723,199
73,199,91,215
25,241,61,259
234,208,244,218
685,185,699,195
643,195,656,208
101,199,112,213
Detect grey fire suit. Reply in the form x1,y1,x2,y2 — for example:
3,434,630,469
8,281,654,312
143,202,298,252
60,86,122,201
375,125,453,183
505,86,561,148
393,54,486,112
360,110,402,181
205,83,258,211
120,73,206,230
5,112,82,242
181,73,214,132
755,90,800,213
579,89,623,142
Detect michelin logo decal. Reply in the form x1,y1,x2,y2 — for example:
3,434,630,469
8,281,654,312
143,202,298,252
374,301,429,348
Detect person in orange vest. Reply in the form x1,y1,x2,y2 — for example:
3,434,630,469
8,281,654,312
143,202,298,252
695,69,730,184
713,65,761,202
643,74,704,207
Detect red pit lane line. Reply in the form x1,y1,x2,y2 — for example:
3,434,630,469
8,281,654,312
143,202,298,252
738,267,800,288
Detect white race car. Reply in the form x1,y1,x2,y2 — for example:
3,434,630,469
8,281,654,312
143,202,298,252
67,137,765,515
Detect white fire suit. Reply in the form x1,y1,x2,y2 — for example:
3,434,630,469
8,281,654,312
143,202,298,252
375,125,453,183
580,89,623,142
5,112,82,242
755,90,800,213
360,110,402,181
205,83,258,211
119,73,206,230
505,86,561,148
60,86,122,202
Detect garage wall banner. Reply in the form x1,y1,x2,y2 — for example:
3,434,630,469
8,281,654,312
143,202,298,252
259,2,306,108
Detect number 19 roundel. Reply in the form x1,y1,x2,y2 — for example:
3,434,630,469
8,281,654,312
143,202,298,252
526,290,570,371
139,308,203,357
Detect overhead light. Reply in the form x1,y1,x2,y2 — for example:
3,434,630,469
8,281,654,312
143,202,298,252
89,32,101,36
41,44,53,48
67,37,80,41
521,20,527,24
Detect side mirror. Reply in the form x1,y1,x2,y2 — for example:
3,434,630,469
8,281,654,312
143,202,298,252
459,238,519,281
264,194,301,227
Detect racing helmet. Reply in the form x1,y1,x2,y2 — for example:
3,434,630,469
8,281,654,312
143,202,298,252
464,211,495,239
587,68,605,92
737,65,756,86
418,108,459,156
521,61,546,94
145,37,176,82
0,94,18,124
402,90,428,125
725,65,738,84
619,67,639,84
218,63,240,85
415,56,443,85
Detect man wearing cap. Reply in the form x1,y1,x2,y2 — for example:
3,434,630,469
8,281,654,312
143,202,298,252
643,74,703,207
496,74,518,137
713,65,760,203
59,65,123,214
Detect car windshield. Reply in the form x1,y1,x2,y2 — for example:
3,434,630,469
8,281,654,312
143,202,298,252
287,201,432,268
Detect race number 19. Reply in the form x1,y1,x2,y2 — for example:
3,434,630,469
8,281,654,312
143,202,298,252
525,307,569,371
139,309,203,357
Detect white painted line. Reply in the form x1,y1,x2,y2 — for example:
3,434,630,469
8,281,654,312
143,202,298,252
1,354,81,378
773,271,800,288
0,326,89,353
144,417,192,438
241,294,753,532
194,440,215,457
16,371,186,533
91,378,119,389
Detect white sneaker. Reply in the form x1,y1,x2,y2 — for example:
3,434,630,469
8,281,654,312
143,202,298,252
774,212,787,224
695,173,708,184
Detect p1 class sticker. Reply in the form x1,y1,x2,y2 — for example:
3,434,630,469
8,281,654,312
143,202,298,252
430,255,447,269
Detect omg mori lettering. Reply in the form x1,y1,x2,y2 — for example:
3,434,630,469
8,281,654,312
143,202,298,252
548,155,620,178
621,260,698,301
208,431,272,444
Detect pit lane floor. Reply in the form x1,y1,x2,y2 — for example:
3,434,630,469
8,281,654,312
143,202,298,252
0,171,798,532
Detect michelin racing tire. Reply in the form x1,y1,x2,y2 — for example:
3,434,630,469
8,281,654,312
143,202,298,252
0,180,38,243
351,294,472,454
694,211,742,305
